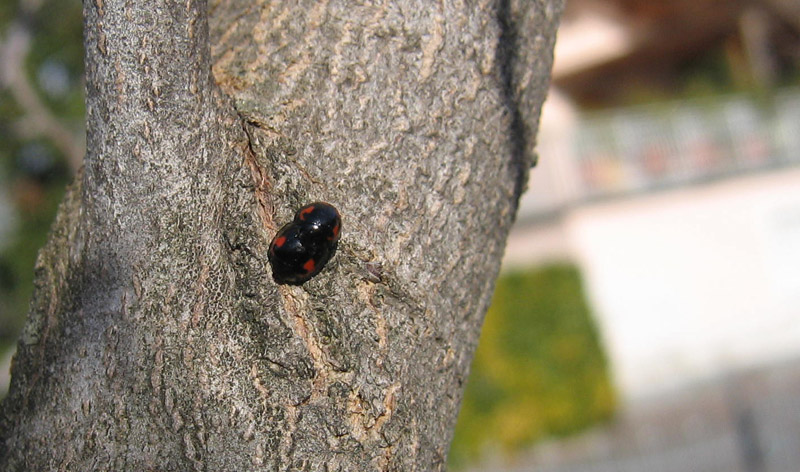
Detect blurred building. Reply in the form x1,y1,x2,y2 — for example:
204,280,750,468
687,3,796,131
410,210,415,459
508,0,800,400
485,2,800,471
554,0,800,106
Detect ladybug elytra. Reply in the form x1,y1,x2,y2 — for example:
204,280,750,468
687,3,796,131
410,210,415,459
268,202,342,285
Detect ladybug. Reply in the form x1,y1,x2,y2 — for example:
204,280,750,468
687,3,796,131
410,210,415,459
268,202,342,285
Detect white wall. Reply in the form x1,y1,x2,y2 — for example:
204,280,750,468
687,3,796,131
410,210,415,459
565,168,800,398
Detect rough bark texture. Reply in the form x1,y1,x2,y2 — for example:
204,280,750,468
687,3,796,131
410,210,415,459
0,0,562,470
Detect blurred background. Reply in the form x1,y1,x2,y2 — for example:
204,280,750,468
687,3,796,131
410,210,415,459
453,0,800,470
1,0,800,471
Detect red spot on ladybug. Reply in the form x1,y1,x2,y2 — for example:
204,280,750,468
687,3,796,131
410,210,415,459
329,224,340,241
298,206,315,221
274,236,286,248
303,259,316,273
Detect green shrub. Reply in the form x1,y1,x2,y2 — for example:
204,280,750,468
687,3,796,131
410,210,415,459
449,264,616,468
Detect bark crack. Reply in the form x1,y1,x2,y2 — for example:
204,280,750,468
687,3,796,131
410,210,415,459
347,383,400,444
281,292,354,403
238,118,275,230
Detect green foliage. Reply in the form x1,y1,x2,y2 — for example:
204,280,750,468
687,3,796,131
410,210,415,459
26,0,85,118
448,264,616,468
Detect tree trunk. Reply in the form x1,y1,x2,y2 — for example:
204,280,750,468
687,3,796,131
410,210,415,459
0,0,562,469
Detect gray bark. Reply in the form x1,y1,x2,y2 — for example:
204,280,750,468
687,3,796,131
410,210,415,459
0,0,562,470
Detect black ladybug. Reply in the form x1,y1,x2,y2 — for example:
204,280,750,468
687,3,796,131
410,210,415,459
268,202,342,285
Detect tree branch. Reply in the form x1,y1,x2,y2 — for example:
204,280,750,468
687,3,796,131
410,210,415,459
83,0,222,225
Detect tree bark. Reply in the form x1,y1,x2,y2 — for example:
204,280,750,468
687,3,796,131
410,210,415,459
0,0,562,470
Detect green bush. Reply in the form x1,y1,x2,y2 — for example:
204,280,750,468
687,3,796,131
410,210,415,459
448,264,616,468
